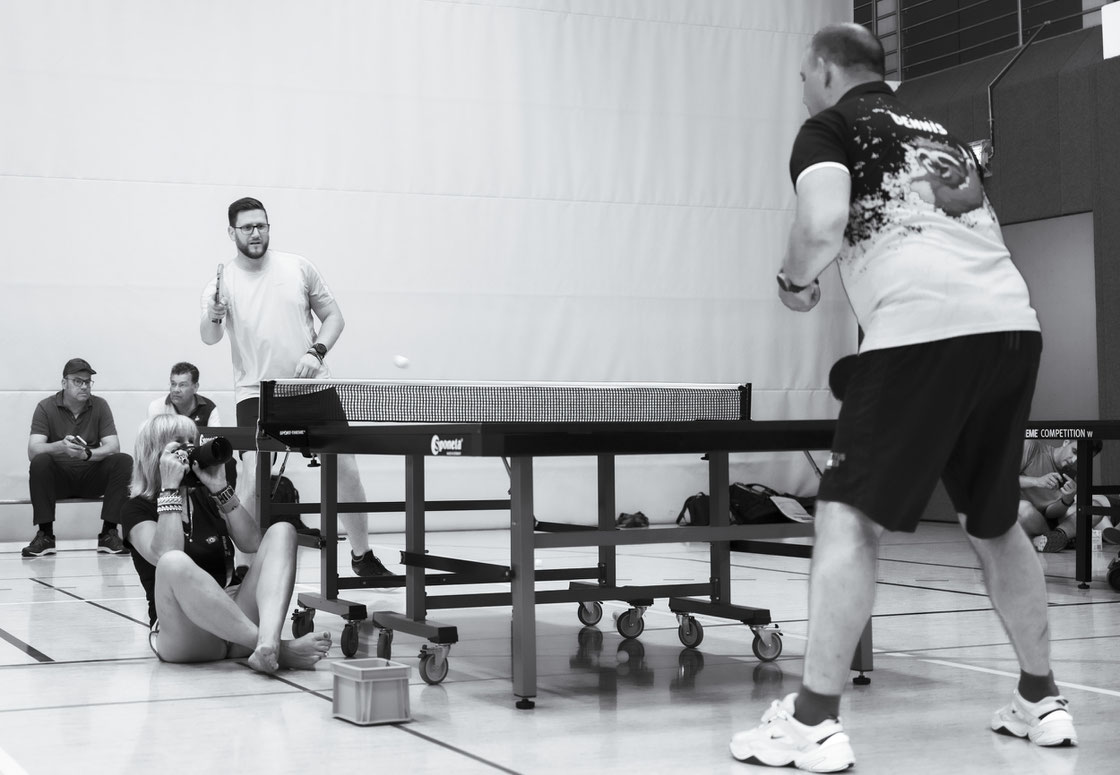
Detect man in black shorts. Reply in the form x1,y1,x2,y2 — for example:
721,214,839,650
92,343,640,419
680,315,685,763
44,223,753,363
729,24,1075,771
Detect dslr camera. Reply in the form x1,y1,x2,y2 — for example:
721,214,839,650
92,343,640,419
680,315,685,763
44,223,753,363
182,437,234,487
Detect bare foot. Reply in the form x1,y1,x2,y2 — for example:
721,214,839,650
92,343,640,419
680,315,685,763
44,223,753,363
278,631,332,669
247,643,280,674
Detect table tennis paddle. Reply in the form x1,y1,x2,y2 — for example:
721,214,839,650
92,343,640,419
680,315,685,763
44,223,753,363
828,354,858,401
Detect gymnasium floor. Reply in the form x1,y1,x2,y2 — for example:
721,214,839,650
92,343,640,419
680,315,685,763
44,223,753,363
1,523,1116,775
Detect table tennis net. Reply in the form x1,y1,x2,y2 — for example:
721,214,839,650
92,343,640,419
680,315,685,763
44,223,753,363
259,380,750,424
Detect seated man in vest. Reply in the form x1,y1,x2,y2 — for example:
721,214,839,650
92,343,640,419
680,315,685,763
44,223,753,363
148,361,238,492
24,358,133,557
147,362,222,426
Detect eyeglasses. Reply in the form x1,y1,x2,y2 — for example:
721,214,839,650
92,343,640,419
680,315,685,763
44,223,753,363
68,377,94,387
235,223,270,235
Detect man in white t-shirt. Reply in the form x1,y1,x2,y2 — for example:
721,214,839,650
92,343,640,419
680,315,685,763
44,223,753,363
199,197,392,581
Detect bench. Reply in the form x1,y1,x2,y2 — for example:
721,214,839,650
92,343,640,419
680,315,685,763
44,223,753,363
0,498,106,543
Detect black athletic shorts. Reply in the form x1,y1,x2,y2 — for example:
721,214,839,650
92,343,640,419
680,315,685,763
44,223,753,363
817,330,1041,538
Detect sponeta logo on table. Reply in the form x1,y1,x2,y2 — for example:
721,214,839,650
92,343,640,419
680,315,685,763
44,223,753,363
430,435,464,456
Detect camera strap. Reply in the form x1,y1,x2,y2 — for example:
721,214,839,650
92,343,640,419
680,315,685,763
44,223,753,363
270,450,292,498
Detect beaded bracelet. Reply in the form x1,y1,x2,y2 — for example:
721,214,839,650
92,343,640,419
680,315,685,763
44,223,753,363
157,493,183,514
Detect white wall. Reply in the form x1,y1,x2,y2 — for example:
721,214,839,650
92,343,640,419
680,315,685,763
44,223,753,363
1003,212,1098,421
0,0,853,539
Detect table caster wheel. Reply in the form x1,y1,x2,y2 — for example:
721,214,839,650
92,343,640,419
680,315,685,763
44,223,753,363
418,646,449,684
615,609,645,639
291,607,314,638
752,631,783,662
677,616,704,648
341,622,360,657
577,601,603,626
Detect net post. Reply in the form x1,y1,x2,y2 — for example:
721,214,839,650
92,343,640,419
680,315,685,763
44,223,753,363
738,383,752,420
259,380,275,428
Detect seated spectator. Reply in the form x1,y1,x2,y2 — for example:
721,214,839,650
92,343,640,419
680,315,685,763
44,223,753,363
24,358,133,557
147,361,223,426
147,360,235,489
120,414,330,671
1018,438,1107,552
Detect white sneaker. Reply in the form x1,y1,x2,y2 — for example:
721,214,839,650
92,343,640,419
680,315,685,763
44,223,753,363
730,693,855,772
991,690,1077,747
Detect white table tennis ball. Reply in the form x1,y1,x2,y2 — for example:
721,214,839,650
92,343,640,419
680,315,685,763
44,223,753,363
393,355,410,369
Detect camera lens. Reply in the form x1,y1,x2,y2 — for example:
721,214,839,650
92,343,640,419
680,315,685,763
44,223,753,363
187,437,234,468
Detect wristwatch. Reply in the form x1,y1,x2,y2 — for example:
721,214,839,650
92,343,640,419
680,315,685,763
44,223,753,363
83,447,93,461
776,270,816,294
308,342,328,361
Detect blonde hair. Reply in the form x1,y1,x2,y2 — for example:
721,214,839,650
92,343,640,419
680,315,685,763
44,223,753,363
130,414,199,500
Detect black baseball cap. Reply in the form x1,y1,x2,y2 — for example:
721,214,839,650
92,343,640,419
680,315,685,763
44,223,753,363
63,358,97,377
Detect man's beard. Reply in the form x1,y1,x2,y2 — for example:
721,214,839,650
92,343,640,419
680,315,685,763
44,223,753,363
240,237,268,259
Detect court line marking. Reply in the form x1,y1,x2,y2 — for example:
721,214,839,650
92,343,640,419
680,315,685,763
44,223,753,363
766,631,1120,700
0,626,51,663
890,655,1120,699
0,743,30,775
264,671,523,774
29,579,148,627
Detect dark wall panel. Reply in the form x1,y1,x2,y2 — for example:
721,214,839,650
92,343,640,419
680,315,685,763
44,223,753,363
991,75,1063,222
1094,58,1120,425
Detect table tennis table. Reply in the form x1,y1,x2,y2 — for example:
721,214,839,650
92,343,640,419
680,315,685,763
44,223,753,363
217,384,1119,707
241,378,877,708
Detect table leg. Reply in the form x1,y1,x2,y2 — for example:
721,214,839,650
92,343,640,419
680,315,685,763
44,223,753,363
320,453,338,601
510,455,537,708
708,451,731,603
597,455,616,586
405,454,427,620
1075,440,1091,589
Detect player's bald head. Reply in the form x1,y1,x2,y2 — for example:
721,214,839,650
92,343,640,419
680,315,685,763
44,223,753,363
810,23,886,79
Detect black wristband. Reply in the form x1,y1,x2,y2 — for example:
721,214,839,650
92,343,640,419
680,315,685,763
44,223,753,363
84,447,93,461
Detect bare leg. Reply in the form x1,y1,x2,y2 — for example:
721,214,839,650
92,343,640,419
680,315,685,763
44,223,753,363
154,551,261,661
1016,500,1049,539
153,549,330,672
338,453,371,557
233,522,310,671
958,515,1051,675
800,500,884,696
233,450,261,568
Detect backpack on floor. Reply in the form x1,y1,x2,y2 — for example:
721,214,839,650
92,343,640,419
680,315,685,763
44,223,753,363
675,493,710,526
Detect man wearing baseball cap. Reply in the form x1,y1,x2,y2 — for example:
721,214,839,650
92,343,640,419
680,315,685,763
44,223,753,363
24,358,133,557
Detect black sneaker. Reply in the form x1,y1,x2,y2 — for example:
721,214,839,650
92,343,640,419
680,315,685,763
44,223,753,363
97,530,130,555
295,520,321,539
22,530,57,558
277,515,320,539
351,550,394,583
616,511,649,528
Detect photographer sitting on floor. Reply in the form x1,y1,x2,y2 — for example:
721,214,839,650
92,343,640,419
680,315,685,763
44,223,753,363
120,413,330,672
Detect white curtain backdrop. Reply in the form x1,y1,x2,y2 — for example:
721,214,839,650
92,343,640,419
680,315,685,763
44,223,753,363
0,0,854,532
